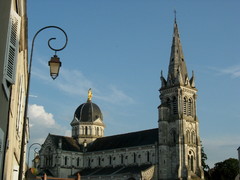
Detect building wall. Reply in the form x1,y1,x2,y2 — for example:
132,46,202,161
39,138,157,178
1,0,28,179
0,1,12,179
84,145,156,169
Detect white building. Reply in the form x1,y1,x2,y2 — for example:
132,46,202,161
39,18,204,180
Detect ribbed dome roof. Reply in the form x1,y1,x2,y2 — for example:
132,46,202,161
74,100,103,122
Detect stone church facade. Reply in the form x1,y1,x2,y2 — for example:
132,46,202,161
38,18,204,180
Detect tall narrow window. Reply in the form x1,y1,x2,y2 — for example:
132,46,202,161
167,98,171,107
191,131,195,144
121,154,124,164
183,97,187,115
188,151,194,172
147,152,150,162
85,126,88,135
77,157,80,166
186,131,190,144
133,153,136,163
109,156,112,165
75,127,77,135
188,98,192,116
65,156,68,166
97,127,99,136
98,157,101,166
173,97,178,114
88,158,91,167
170,129,176,143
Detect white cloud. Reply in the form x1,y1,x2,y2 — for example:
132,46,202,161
96,85,134,104
32,59,135,105
211,64,240,78
28,104,55,126
28,104,70,145
29,94,38,98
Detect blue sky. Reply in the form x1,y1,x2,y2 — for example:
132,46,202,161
27,1,240,168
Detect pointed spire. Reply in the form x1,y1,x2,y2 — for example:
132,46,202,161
190,70,196,88
174,9,177,23
160,70,167,88
167,12,188,86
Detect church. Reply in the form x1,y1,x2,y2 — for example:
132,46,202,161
38,18,204,180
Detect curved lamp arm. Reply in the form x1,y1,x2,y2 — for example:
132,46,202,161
27,143,42,168
29,26,68,78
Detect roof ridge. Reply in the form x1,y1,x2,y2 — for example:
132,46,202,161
99,128,158,139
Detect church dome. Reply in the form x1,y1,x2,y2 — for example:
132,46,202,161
74,89,103,123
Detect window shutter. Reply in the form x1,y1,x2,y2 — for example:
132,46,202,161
4,10,21,84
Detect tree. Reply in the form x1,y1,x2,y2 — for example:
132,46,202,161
210,158,239,180
201,143,210,179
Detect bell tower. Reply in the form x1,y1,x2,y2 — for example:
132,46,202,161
158,16,204,180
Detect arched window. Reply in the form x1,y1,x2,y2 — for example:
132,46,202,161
191,131,196,144
188,98,192,116
186,130,190,144
109,155,112,165
74,127,77,135
88,158,91,167
172,97,178,114
183,97,187,115
85,126,88,135
121,154,124,164
188,151,194,172
77,157,80,166
65,156,68,166
166,98,171,107
97,127,99,136
170,129,176,143
147,152,150,162
98,157,101,166
133,153,136,163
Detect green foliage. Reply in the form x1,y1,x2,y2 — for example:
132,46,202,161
201,143,210,179
210,158,239,180
201,144,210,171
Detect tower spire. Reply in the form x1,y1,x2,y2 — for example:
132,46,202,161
174,9,177,23
167,14,188,86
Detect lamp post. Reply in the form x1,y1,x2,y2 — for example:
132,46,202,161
27,143,41,169
19,26,68,180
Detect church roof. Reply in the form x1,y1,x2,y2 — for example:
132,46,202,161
49,134,82,152
74,164,153,177
72,89,103,124
87,128,158,152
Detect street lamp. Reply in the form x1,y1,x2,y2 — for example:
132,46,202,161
27,143,41,169
19,26,68,180
49,55,61,79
